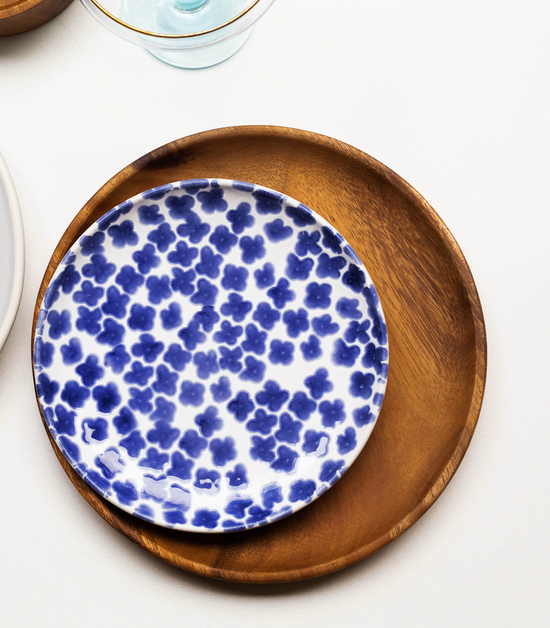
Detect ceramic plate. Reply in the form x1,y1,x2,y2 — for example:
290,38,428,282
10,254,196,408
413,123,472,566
0,153,24,354
33,179,388,533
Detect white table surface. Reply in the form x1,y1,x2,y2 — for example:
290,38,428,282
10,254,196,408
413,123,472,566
1,0,549,625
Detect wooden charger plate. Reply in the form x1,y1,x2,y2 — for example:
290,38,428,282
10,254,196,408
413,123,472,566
0,0,73,36
32,125,487,583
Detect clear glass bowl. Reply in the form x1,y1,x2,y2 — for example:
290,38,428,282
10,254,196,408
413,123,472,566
80,0,276,68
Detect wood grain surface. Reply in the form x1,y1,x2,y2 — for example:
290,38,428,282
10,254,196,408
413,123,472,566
0,0,73,36
31,126,487,583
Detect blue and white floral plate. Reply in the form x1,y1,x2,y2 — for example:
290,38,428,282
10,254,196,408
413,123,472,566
33,180,388,533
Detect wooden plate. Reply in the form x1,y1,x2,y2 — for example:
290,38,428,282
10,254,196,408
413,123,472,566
0,0,73,37
32,126,487,583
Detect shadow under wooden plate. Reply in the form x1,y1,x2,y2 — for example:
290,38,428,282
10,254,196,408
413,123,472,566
0,0,73,36
32,126,487,583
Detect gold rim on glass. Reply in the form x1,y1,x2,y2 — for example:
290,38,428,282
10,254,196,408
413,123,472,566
86,0,263,39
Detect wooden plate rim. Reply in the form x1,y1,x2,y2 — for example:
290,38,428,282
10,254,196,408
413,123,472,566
31,125,487,583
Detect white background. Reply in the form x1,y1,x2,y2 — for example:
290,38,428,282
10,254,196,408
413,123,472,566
1,0,549,625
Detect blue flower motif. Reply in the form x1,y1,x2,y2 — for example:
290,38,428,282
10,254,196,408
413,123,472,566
115,265,145,294
209,225,238,254
342,263,366,293
300,335,322,361
75,306,101,335
304,282,332,309
255,380,289,412
289,391,317,420
166,194,195,219
176,210,211,244
353,405,376,427
97,318,125,347
169,267,195,298
131,333,165,363
193,350,219,380
147,420,180,450
302,429,330,455
289,479,316,503
362,285,388,344
332,338,361,368
195,245,223,279
94,448,123,479
267,278,295,309
226,463,248,487
128,386,153,414
220,264,248,292
268,339,294,365
286,253,314,281
227,390,254,422
167,241,199,268
190,278,218,306
138,204,165,225
253,302,281,330
82,254,115,284
82,418,108,443
37,373,59,404
274,412,303,445
321,226,343,254
239,355,266,383
295,230,322,256
167,451,194,480
305,368,333,400
75,354,104,386
108,220,139,248
160,302,182,330
240,235,265,264
220,293,252,322
139,447,169,470
151,396,176,422
336,297,362,320
73,280,104,306
113,407,136,435
61,380,90,409
225,498,253,519
179,380,205,407
99,286,129,320
262,485,283,508
271,446,299,472
60,337,83,365
246,506,273,525
337,427,357,454
264,218,293,242
146,275,172,305
53,404,76,435
319,399,346,428
250,435,276,463
104,344,131,374
126,304,155,333
152,364,178,395
283,308,309,338
57,264,81,295
209,437,237,467
210,376,231,402
241,323,267,355
133,244,160,275
192,509,220,529
311,316,339,338
218,346,244,373
163,344,192,372
362,342,389,376
316,252,347,279
319,460,345,484
285,204,316,227
119,430,146,458
48,310,71,339
98,202,133,231
213,320,243,346
44,280,61,309
345,320,370,344
113,480,139,505
86,470,111,494
253,263,275,291
246,409,277,435
194,406,223,437
227,202,254,234
34,338,55,368
179,429,208,458
349,371,375,399
148,222,176,253
93,382,121,413
80,231,105,256
193,469,221,491
142,184,172,201
197,187,228,213
252,189,283,214
193,305,220,331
